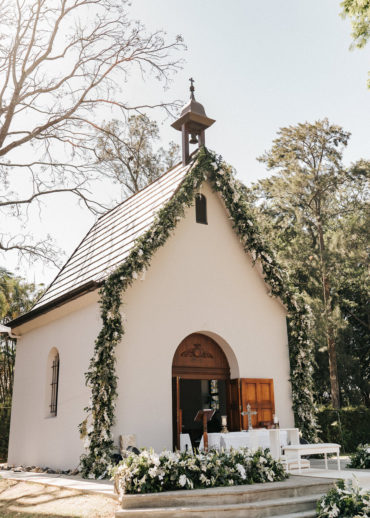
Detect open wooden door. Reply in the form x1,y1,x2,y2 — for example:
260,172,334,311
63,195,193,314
240,378,275,429
229,378,275,430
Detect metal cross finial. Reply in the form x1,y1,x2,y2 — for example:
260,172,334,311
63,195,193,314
241,403,257,430
189,77,195,100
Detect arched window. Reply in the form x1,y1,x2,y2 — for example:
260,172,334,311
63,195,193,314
48,350,59,417
195,194,207,224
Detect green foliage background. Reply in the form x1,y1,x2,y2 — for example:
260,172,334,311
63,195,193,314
317,407,370,452
0,269,42,461
249,120,369,409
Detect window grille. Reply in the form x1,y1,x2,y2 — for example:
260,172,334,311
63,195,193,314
50,353,59,416
195,194,207,224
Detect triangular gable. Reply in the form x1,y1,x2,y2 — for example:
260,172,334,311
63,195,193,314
103,148,289,313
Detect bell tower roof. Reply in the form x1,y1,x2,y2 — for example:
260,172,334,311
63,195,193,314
171,78,215,165
171,78,215,132
180,97,207,118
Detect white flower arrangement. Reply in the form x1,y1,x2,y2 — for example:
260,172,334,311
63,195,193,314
111,447,287,497
349,444,370,470
317,479,370,518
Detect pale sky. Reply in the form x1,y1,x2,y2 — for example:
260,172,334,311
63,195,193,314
4,0,370,286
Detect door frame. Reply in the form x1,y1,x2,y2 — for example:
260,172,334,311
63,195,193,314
172,333,231,450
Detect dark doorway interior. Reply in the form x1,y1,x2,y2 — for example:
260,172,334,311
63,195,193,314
179,378,227,449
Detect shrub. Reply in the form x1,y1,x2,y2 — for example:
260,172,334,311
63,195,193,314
112,447,288,496
317,407,370,452
316,479,370,517
0,407,11,462
348,444,370,470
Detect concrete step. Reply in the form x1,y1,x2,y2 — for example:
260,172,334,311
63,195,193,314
273,512,316,518
120,476,333,510
116,493,323,518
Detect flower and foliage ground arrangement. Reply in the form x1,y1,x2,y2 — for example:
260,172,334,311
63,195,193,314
112,447,287,496
348,444,370,470
316,479,370,518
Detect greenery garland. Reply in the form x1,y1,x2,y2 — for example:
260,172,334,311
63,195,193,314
79,147,318,479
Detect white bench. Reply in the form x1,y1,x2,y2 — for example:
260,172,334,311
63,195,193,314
283,443,341,473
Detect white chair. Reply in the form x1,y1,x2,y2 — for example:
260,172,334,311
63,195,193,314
180,433,192,452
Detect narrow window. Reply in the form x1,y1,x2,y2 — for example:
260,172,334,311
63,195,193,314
195,194,207,224
50,352,60,416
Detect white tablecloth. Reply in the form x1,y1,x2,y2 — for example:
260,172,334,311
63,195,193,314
198,433,223,451
198,429,294,453
222,430,270,450
199,430,271,451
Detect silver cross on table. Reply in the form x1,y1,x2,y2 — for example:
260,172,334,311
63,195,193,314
241,403,257,430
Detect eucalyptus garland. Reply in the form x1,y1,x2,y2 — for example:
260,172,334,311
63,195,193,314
79,147,317,479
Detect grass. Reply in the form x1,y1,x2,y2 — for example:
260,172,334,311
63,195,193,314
0,478,119,517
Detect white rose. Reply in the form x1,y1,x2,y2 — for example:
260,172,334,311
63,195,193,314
148,467,157,478
236,463,246,479
179,474,187,487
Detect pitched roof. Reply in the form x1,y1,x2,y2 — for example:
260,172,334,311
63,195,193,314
30,159,193,314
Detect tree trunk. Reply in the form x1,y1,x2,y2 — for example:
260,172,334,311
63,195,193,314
325,295,341,409
317,215,340,408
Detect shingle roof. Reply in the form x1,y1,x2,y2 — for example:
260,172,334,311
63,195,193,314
32,160,193,311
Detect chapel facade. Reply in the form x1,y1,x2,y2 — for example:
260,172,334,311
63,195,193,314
7,85,295,470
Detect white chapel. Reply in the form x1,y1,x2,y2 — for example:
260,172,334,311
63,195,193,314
7,85,296,471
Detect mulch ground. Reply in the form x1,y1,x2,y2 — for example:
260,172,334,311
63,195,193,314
0,478,119,518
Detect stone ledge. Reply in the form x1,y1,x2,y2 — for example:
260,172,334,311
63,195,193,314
116,493,324,517
119,476,334,509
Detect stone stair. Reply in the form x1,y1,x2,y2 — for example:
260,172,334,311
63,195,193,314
116,475,334,517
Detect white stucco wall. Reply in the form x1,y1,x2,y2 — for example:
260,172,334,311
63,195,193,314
8,292,101,469
113,181,294,452
8,181,294,468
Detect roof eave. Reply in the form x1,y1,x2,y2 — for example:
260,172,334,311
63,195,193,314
9,279,102,330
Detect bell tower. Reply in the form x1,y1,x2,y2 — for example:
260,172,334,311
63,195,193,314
171,78,215,165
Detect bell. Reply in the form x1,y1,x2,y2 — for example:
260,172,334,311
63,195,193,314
189,133,198,144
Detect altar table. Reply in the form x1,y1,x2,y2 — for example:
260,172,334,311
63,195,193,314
199,429,292,452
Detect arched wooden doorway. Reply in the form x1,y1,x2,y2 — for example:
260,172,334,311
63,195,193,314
172,333,230,449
